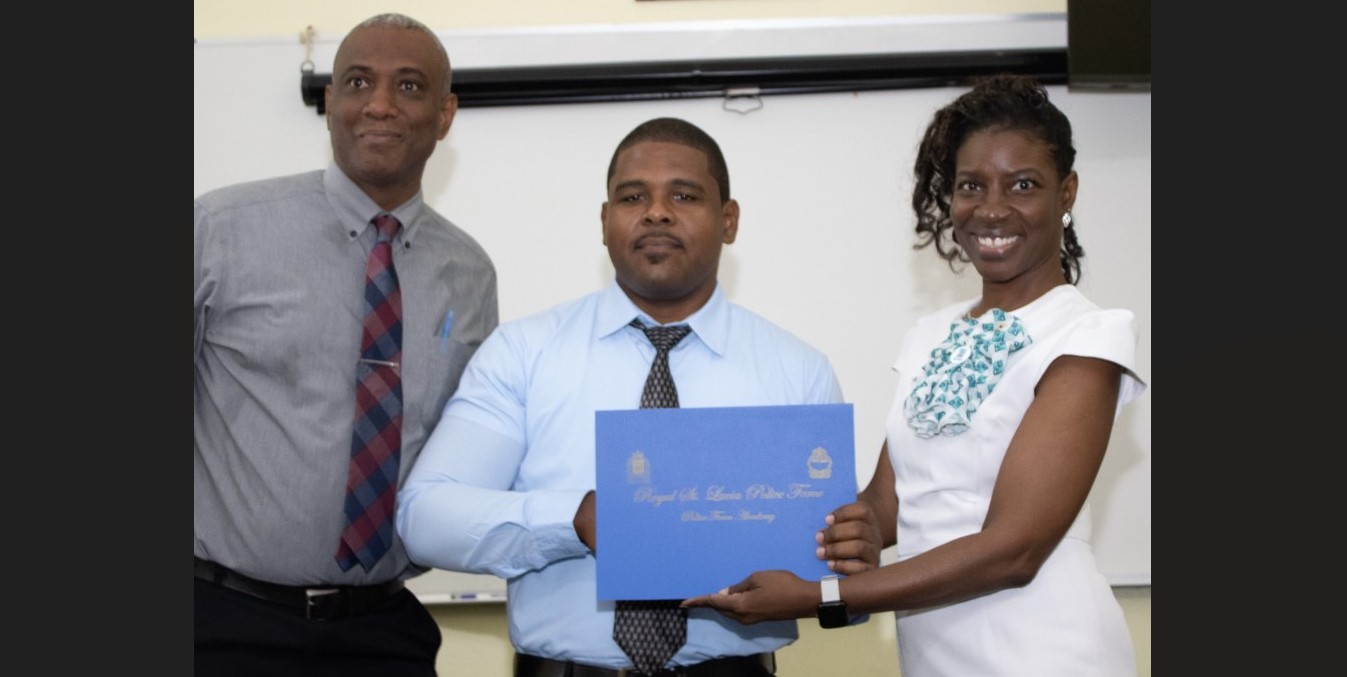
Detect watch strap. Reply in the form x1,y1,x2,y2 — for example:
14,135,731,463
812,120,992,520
821,575,840,603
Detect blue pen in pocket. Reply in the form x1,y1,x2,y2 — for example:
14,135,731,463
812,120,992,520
438,310,454,352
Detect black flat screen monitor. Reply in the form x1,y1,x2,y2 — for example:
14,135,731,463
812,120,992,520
1067,0,1151,91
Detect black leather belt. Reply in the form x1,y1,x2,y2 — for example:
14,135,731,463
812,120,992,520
514,652,775,677
194,556,405,621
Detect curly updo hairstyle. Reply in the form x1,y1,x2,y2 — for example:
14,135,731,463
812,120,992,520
911,73,1084,284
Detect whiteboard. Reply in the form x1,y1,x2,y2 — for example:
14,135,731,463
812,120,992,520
195,15,1150,597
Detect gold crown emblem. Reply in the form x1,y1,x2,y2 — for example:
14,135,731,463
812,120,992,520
808,447,832,479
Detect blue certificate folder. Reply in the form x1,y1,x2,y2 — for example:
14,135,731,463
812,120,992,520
594,403,855,600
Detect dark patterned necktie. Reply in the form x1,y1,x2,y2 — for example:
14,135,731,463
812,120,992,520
336,214,403,572
613,319,693,675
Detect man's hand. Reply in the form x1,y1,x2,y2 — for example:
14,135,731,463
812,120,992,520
574,490,597,552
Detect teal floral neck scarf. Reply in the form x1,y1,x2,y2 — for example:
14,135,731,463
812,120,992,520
904,308,1031,438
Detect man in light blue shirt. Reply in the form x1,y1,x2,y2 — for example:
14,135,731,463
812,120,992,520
397,117,849,676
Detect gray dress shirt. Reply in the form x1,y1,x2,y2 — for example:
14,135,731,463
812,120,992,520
194,164,499,586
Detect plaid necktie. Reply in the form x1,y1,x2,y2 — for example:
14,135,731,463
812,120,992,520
613,319,693,674
336,214,403,572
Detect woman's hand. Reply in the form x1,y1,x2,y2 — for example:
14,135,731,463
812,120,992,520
817,501,885,574
681,570,817,624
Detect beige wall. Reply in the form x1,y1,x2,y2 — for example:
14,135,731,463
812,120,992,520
195,1,1149,674
194,0,1066,40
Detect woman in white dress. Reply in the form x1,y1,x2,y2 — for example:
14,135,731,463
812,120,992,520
684,74,1146,676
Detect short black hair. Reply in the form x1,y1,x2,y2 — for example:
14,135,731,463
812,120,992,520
607,118,731,203
348,13,452,92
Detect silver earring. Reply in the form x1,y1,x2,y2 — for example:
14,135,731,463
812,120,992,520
1061,212,1073,229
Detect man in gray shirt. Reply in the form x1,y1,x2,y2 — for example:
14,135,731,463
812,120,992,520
193,13,498,676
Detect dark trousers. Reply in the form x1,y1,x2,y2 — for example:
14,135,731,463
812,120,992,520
195,578,441,677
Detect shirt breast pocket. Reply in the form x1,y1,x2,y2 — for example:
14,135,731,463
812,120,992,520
416,338,477,430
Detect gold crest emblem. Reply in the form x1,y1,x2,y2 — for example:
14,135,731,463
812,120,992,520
807,447,832,479
627,450,651,483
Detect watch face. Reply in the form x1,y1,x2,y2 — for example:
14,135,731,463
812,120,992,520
818,601,849,629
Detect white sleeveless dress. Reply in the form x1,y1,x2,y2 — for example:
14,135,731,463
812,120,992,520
885,284,1146,677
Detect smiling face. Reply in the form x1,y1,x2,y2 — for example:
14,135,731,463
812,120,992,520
325,25,457,210
601,140,739,323
951,128,1077,305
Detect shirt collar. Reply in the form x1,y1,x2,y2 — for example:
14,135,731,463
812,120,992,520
323,163,428,243
595,280,730,357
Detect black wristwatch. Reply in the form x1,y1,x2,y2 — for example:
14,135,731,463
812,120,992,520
817,575,849,629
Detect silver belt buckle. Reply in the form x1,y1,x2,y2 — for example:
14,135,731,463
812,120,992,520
305,587,341,620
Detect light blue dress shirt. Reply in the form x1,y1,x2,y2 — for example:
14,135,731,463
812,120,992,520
398,281,844,669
